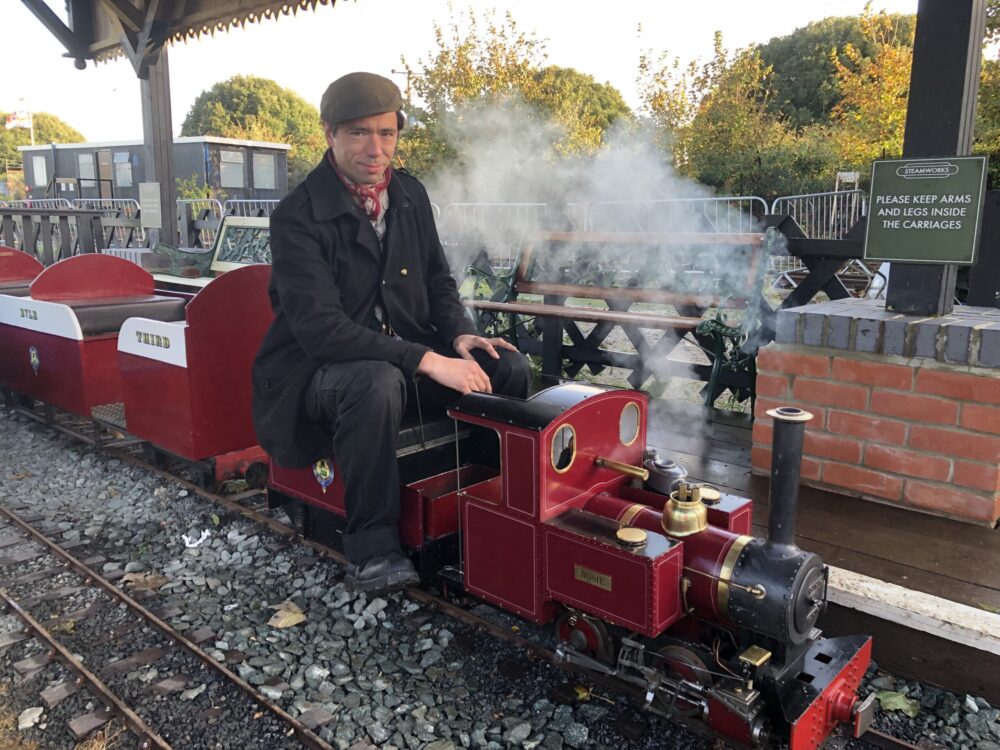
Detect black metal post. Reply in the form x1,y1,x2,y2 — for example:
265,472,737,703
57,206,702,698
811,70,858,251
885,0,986,315
967,191,1000,307
766,407,814,551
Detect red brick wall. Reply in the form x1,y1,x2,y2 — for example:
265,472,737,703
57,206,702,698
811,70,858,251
752,343,1000,526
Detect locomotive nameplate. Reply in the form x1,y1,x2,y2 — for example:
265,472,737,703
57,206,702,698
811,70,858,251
574,564,612,592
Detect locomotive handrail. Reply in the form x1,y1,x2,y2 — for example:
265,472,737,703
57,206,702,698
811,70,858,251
594,456,649,481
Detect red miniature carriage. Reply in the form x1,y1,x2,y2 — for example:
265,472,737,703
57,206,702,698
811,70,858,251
0,254,185,416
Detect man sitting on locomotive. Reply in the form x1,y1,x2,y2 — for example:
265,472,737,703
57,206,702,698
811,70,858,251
252,72,531,595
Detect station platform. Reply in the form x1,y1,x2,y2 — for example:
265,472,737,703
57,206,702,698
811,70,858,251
648,400,1000,703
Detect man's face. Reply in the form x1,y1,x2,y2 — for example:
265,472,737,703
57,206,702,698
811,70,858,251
325,111,398,185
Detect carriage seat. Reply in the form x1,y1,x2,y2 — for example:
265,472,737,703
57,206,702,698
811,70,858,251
0,246,43,298
65,295,187,336
0,280,32,297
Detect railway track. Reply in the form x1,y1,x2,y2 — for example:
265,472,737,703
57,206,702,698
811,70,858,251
108,443,930,750
0,504,335,749
1,403,931,750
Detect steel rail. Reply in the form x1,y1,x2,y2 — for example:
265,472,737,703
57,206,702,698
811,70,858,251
0,505,335,750
0,585,172,750
859,728,930,750
12,404,139,448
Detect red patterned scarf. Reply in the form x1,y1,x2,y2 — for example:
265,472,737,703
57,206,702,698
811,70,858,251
328,151,391,223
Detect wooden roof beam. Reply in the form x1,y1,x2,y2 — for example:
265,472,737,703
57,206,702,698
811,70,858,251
99,0,144,32
19,0,88,65
112,0,169,78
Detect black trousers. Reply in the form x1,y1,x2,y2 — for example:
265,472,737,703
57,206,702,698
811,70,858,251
305,346,532,563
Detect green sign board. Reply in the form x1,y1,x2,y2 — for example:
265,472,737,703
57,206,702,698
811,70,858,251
864,155,987,265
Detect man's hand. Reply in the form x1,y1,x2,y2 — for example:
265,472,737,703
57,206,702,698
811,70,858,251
417,351,492,395
453,334,519,361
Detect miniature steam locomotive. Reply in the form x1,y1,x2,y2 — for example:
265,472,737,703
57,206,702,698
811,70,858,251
0,249,874,749
269,386,875,750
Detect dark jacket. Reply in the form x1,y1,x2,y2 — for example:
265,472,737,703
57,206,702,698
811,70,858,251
252,155,477,468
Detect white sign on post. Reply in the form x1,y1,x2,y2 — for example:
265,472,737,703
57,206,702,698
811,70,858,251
139,182,162,229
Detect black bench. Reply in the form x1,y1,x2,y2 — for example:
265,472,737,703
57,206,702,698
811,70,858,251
464,230,779,406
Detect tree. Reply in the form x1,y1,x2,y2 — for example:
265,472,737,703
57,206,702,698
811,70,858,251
637,49,699,153
639,32,837,198
828,8,914,172
757,13,915,128
1,111,85,176
525,66,633,157
978,0,1000,185
976,59,1000,185
397,7,546,178
397,7,632,180
988,0,1000,44
404,7,545,113
181,75,325,188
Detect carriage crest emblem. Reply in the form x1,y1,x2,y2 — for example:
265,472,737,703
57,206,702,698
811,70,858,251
312,459,334,493
28,346,39,375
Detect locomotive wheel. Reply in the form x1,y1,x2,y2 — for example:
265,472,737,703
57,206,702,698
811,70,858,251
141,442,169,470
554,611,614,664
244,461,269,490
654,645,713,717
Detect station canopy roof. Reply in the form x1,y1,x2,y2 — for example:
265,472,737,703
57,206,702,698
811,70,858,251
96,1,335,60
24,1,337,71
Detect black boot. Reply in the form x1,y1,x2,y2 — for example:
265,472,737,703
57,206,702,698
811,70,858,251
345,552,419,594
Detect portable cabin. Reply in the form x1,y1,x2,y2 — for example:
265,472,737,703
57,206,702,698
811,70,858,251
19,136,290,203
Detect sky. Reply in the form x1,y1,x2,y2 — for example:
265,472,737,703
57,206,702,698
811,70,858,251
1,0,919,144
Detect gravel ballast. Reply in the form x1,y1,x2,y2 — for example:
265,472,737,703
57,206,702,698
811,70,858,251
0,404,998,749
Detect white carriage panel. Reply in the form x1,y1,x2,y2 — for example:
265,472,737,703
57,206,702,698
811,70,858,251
118,318,188,368
0,295,83,340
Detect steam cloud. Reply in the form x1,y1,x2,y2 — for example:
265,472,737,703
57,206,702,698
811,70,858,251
423,101,767,455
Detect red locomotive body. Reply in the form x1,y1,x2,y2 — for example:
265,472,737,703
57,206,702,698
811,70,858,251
269,384,874,749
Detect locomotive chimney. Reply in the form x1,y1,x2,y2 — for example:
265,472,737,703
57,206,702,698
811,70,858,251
765,406,813,555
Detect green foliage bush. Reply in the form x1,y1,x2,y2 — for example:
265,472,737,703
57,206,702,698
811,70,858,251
181,75,325,189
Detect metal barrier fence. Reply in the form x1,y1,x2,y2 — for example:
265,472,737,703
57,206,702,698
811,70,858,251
0,207,106,264
101,247,155,265
177,198,224,248
73,198,145,247
0,198,73,210
435,198,768,270
0,199,74,257
770,189,866,240
581,196,769,233
223,199,280,217
438,203,549,269
770,189,870,282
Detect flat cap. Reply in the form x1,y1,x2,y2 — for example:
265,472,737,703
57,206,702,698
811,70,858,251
320,72,402,125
